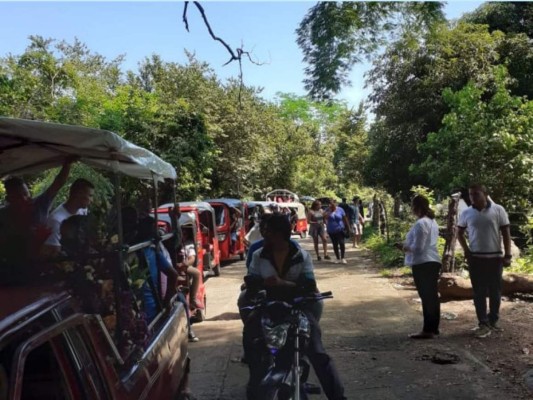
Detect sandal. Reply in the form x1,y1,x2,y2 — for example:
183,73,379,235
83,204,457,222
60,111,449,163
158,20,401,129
324,255,331,260
317,256,322,261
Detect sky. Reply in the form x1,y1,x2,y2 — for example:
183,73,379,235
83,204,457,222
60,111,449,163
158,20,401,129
0,1,485,107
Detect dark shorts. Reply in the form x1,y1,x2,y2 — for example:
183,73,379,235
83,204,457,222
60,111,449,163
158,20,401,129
309,223,325,238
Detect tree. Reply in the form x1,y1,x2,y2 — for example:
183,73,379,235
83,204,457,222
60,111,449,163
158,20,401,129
417,66,533,211
462,2,533,38
364,23,508,195
296,2,445,100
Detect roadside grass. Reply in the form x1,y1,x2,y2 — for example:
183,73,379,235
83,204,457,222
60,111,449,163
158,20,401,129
379,266,412,278
509,251,533,274
362,225,404,269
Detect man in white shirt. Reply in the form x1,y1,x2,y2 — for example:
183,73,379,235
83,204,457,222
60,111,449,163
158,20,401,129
457,184,512,338
43,178,94,255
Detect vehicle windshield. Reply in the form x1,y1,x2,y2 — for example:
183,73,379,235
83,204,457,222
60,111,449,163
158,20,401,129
213,205,225,227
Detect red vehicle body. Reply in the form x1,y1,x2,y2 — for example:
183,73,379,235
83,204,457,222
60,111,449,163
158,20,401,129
0,118,190,400
278,202,309,238
156,201,220,276
155,206,210,322
204,199,247,262
0,283,189,400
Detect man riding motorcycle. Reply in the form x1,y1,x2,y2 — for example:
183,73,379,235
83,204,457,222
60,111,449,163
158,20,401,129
242,214,346,400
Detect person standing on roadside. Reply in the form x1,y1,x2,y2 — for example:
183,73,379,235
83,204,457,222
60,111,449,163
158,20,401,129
396,195,441,339
325,199,351,264
307,200,330,261
457,184,512,338
350,197,364,248
338,197,354,223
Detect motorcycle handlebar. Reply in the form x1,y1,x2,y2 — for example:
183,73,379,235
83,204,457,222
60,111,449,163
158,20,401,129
240,291,334,312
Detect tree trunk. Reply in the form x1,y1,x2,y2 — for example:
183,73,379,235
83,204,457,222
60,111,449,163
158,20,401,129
438,272,533,302
393,194,401,218
441,196,459,273
372,194,380,229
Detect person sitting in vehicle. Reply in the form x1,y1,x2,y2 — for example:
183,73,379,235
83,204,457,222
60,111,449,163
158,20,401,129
229,206,242,253
136,217,178,323
0,159,74,270
59,215,95,260
42,178,94,256
178,228,204,311
242,214,346,400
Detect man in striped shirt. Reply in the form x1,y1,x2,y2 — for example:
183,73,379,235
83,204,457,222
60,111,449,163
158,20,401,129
457,184,512,338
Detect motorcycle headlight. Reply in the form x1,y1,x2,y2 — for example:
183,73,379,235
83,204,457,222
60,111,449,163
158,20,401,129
217,233,226,242
297,312,310,335
263,322,291,350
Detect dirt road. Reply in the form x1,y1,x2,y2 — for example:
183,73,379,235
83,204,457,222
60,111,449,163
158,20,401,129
188,237,531,399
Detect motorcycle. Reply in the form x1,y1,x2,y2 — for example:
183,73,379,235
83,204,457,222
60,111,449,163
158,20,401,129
242,290,333,400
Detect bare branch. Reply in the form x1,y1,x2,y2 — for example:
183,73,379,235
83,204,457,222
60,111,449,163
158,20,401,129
192,2,239,63
182,1,269,106
183,2,190,32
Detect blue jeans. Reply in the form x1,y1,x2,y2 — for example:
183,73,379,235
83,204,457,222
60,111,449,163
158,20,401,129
468,257,503,326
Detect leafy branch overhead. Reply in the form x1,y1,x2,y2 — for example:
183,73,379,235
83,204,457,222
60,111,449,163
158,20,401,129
296,1,445,100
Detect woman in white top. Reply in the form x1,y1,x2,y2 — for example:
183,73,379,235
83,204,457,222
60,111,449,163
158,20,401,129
396,195,441,339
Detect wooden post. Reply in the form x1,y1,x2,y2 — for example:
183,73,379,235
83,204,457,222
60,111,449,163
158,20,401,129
393,193,401,218
372,194,380,229
442,194,459,273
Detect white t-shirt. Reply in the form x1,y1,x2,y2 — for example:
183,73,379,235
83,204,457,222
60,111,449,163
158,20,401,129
183,240,196,259
457,202,510,258
245,222,263,245
404,217,441,266
44,204,88,247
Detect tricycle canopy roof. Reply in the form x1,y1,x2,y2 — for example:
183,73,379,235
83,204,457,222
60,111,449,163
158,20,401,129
277,202,306,218
203,198,243,209
175,201,215,214
247,201,279,209
0,118,177,180
265,189,299,202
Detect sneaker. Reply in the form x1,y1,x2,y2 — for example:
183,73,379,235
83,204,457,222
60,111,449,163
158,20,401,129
474,324,492,338
341,258,347,264
490,322,504,332
334,259,340,264
324,255,331,260
188,331,200,342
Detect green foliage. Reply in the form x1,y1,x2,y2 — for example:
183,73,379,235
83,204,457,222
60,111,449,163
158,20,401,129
417,66,533,211
410,185,436,206
297,2,445,99
380,267,412,278
462,2,533,38
31,164,114,209
0,37,370,203
365,22,507,195
364,226,404,268
509,251,533,275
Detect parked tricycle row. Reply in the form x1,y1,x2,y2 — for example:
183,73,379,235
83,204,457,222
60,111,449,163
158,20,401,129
0,118,312,399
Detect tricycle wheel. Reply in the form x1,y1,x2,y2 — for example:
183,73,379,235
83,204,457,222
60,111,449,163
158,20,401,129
239,252,245,261
213,264,221,277
300,230,307,239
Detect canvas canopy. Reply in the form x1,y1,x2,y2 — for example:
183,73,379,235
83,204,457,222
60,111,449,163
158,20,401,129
0,118,176,180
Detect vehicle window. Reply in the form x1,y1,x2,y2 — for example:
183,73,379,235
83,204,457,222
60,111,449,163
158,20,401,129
213,205,225,226
2,326,109,400
63,328,108,399
20,340,77,400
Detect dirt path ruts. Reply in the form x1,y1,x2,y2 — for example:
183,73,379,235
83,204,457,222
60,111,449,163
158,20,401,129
188,237,529,399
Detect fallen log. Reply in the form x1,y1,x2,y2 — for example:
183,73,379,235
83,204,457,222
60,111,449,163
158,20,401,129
438,272,533,302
